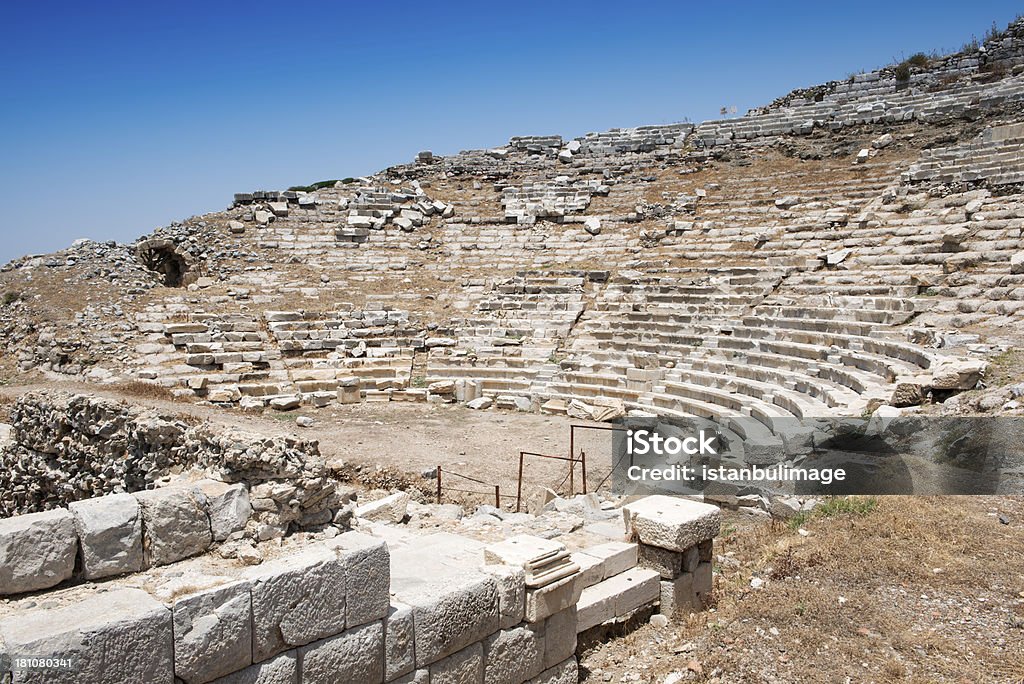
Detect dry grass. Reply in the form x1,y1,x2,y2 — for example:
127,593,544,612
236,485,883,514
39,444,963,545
109,380,179,402
582,496,1024,683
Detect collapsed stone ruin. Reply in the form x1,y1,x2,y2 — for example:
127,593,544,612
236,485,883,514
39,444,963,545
3,15,1024,684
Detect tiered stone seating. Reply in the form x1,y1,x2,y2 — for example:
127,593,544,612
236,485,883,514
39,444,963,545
904,123,1024,187
500,179,608,224
575,123,694,156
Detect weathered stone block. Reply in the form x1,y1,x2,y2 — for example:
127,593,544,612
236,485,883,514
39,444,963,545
0,508,77,595
637,543,682,579
135,486,213,567
542,606,577,670
171,580,252,684
385,601,415,682
401,571,499,667
524,573,581,623
527,657,578,684
482,564,526,629
429,641,483,684
326,531,390,627
578,541,637,580
622,495,721,552
0,588,173,683
244,548,347,661
390,670,429,684
69,493,143,580
483,624,544,684
299,621,383,684
207,650,297,684
193,480,250,541
356,492,409,524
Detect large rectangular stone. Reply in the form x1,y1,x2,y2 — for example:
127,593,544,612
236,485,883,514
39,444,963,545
385,601,415,681
622,496,721,552
207,651,297,684
135,486,213,567
326,531,390,627
526,657,578,684
576,567,661,632
541,606,577,670
0,509,77,594
298,621,383,684
576,541,637,580
524,573,581,623
482,625,544,684
169,580,252,684
429,641,483,684
637,543,682,579
69,493,143,580
482,564,525,629
0,588,173,683
244,548,347,661
193,481,250,542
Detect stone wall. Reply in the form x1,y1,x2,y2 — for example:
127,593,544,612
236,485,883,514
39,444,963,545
0,493,722,683
0,393,343,539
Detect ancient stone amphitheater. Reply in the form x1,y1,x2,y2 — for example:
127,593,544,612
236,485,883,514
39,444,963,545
1,18,1023,684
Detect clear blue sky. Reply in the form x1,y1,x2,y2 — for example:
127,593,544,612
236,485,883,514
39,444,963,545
1,1,1020,265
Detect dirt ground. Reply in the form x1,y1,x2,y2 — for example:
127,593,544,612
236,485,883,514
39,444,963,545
0,382,618,507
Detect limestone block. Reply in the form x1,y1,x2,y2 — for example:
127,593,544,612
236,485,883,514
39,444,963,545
659,573,695,618
356,492,410,524
622,496,721,552
399,571,499,667
637,543,682,579
135,486,212,567
482,624,544,684
578,541,637,580
429,641,483,684
171,580,252,684
524,573,581,623
385,601,415,682
527,657,578,684
298,621,384,684
391,670,429,684
569,551,604,590
576,568,660,632
69,493,143,580
482,564,526,629
0,588,173,683
207,651,297,684
326,531,391,627
1011,252,1024,275
244,548,347,661
194,480,251,541
542,606,577,669
0,508,77,594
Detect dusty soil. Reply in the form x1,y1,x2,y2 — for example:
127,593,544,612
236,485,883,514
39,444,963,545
0,382,618,508
579,496,1024,684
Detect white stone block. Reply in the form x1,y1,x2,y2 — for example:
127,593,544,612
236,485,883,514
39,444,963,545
524,574,581,623
483,624,544,684
385,601,415,682
171,580,252,684
244,548,347,661
207,650,297,684
69,493,143,580
526,657,578,684
193,481,250,541
542,606,577,669
356,492,410,524
0,588,173,683
326,531,391,627
577,541,637,580
298,621,383,684
482,564,526,629
429,641,483,684
0,508,77,594
622,495,721,552
135,486,212,567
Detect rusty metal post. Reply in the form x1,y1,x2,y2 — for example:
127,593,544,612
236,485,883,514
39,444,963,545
568,426,575,496
436,465,442,504
516,452,525,513
494,485,500,509
581,450,588,494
